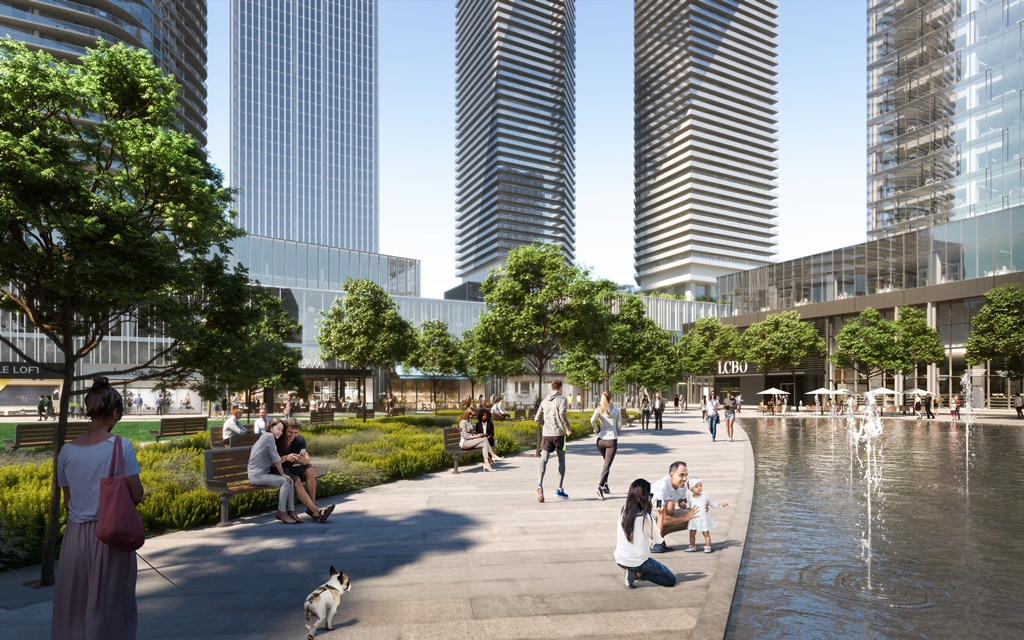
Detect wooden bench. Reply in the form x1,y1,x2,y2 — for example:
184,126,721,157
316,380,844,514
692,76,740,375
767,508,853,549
204,447,323,526
623,412,636,427
308,410,335,426
210,424,255,448
389,407,406,416
354,408,375,420
442,427,465,474
150,416,209,442
512,409,527,421
3,421,91,450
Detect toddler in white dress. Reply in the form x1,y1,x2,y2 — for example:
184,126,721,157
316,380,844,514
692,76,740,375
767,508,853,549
685,477,729,553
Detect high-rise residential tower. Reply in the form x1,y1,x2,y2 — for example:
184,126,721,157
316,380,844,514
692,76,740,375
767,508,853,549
0,0,208,146
453,0,576,284
633,0,778,299
869,0,1024,240
232,0,378,252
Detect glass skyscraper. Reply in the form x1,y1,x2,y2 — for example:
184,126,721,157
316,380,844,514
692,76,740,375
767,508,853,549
453,0,576,283
232,0,378,252
0,0,208,146
869,0,1024,238
633,0,779,299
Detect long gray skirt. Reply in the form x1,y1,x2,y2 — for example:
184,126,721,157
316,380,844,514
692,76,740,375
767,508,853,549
52,520,138,640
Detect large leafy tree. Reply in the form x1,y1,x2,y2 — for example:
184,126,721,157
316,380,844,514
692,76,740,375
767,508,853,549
830,308,903,389
612,325,682,396
894,306,945,375
476,243,609,404
740,311,825,389
317,279,410,421
0,40,289,585
454,326,522,405
966,284,1024,379
679,316,742,387
408,319,459,413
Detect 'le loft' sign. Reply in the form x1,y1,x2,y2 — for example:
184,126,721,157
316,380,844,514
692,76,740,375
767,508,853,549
717,360,750,375
0,362,45,379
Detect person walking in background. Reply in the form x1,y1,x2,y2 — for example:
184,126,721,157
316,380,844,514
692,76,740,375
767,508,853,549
283,395,294,419
52,377,142,639
154,395,162,416
652,391,665,430
700,395,708,422
37,394,46,421
567,393,573,411
924,393,935,419
640,395,651,430
707,392,721,442
722,392,738,442
1015,393,1024,419
591,390,620,500
953,395,962,421
615,478,675,589
674,394,680,414
133,393,143,416
576,392,582,411
534,380,571,502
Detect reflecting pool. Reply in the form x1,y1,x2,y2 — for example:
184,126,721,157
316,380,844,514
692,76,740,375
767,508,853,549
727,416,1024,639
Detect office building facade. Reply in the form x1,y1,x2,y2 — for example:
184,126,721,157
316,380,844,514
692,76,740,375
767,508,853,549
232,0,378,252
0,0,208,146
868,0,1024,238
633,0,779,298
453,0,576,283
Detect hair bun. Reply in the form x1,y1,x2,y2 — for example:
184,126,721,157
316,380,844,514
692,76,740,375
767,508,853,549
91,376,111,390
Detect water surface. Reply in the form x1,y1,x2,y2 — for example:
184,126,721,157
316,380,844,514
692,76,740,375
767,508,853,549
727,416,1024,639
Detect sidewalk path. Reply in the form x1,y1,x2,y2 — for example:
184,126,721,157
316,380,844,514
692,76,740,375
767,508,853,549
0,411,752,640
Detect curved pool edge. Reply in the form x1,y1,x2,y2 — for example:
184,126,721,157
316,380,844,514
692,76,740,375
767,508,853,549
690,422,755,640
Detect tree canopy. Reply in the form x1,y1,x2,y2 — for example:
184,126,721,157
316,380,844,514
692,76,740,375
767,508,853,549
316,278,411,419
966,284,1024,379
408,319,459,413
454,325,522,403
678,316,742,383
830,307,942,385
476,243,612,401
740,311,825,387
0,39,296,585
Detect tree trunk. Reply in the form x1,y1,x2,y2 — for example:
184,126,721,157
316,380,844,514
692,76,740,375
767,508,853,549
361,369,367,423
40,362,76,586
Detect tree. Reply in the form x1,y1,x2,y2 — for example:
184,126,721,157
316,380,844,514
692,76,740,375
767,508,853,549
0,40,286,585
830,308,903,390
679,316,742,386
454,326,522,404
407,319,459,413
317,279,410,421
966,284,1024,379
894,306,945,375
595,294,659,390
740,311,825,390
612,325,683,396
476,243,609,405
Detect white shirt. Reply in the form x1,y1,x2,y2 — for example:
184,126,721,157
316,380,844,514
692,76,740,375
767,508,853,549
253,417,268,434
590,406,620,440
614,513,664,568
651,475,686,508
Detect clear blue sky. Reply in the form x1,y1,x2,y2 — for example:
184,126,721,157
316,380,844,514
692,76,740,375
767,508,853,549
206,0,866,299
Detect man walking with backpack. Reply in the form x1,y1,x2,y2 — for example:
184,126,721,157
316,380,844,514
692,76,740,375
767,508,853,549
534,380,571,503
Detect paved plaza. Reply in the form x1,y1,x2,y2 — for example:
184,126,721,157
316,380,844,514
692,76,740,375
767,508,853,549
0,411,752,639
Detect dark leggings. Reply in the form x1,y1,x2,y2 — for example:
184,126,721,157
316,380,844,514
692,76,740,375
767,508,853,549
596,438,617,488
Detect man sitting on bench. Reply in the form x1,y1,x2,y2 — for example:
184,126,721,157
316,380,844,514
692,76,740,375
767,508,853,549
491,396,510,421
222,407,247,445
276,418,318,515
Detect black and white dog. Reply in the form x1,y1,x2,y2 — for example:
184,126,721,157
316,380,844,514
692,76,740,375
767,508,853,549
304,566,351,639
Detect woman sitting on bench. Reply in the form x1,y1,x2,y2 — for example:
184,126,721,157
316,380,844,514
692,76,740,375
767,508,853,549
248,418,334,525
459,407,500,471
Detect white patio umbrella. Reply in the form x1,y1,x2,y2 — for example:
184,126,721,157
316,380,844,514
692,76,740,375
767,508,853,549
867,387,897,394
903,388,930,395
805,387,834,414
834,388,853,394
757,387,790,395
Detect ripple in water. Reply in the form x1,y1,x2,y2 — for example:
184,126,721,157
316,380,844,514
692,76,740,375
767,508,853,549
797,564,935,610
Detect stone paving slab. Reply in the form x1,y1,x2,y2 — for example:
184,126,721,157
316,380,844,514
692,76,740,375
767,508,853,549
0,411,752,639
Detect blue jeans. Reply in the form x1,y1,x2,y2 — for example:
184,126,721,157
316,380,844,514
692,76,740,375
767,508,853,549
708,414,719,440
620,557,676,587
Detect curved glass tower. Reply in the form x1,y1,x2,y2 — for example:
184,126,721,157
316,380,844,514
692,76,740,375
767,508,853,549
633,0,778,298
232,0,379,252
0,0,207,146
454,0,576,283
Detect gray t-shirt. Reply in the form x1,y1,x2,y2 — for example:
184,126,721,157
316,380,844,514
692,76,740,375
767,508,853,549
56,435,141,524
247,432,282,476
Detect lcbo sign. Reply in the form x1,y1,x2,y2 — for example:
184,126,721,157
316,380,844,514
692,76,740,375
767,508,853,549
717,361,749,375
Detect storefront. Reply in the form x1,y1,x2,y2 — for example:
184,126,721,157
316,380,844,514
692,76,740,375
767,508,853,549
0,361,64,415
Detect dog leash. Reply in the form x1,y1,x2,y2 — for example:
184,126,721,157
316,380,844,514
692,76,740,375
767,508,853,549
135,551,311,612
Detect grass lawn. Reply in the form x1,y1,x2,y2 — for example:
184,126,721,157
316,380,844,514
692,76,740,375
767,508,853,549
0,421,164,452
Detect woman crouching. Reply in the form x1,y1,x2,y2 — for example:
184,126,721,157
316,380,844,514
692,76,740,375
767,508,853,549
615,478,676,589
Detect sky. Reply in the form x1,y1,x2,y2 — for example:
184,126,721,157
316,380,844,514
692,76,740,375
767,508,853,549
206,0,866,299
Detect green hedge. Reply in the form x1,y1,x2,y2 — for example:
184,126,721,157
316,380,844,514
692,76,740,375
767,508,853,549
0,411,622,571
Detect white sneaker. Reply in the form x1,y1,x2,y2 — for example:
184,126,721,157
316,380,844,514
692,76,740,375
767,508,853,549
683,545,698,552
704,545,712,553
